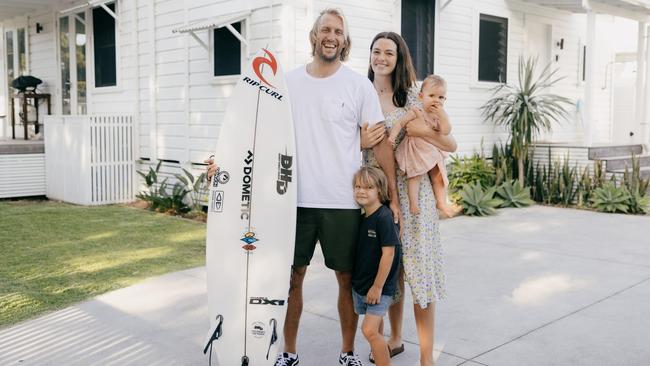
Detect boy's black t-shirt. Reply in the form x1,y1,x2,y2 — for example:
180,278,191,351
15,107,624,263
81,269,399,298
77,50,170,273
352,204,401,296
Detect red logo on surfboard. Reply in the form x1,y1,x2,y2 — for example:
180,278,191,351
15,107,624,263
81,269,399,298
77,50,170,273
252,48,277,88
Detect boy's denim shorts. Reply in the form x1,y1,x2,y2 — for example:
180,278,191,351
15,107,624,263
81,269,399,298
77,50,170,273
352,289,393,317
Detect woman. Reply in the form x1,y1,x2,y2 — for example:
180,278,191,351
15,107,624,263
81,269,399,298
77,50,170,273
361,31,457,366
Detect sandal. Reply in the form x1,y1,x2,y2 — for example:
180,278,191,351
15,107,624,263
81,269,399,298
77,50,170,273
368,344,405,363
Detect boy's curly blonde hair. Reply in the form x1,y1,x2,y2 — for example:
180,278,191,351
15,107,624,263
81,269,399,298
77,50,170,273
353,166,390,204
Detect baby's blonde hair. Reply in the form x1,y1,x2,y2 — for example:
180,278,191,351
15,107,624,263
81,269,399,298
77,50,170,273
353,166,390,204
421,74,447,91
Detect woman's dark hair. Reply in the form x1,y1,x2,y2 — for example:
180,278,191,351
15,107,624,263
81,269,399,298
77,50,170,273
367,32,417,108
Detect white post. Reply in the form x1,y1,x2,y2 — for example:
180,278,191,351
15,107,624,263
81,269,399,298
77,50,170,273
0,24,6,139
148,0,158,161
637,21,647,146
644,24,650,150
584,11,596,146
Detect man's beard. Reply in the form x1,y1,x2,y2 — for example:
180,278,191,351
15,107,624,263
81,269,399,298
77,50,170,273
316,43,341,63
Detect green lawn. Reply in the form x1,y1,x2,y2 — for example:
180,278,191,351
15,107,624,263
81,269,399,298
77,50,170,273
0,200,206,328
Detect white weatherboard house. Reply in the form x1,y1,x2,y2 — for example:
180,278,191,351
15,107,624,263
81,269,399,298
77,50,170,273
1,0,649,201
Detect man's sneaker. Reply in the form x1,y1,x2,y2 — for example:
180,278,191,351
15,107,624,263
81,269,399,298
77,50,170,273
275,352,299,366
338,351,364,366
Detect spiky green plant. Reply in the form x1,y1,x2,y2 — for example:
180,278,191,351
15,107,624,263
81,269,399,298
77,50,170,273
592,160,606,189
590,183,631,213
136,161,192,215
137,161,164,205
496,180,535,208
175,168,207,212
627,191,650,215
576,165,592,208
621,155,650,197
491,143,516,186
481,56,574,187
459,181,503,216
620,156,650,214
558,158,577,206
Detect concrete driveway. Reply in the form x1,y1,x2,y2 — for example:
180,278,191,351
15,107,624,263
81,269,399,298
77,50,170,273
1,206,648,365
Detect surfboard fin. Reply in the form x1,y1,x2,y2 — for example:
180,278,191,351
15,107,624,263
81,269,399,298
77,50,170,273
203,314,223,354
266,318,278,360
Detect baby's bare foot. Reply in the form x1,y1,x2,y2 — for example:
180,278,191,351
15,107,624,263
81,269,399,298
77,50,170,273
438,203,462,219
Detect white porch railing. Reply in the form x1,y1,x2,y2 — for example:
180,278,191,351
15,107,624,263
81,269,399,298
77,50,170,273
45,114,135,205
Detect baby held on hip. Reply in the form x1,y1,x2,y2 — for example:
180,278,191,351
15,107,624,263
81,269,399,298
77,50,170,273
388,75,459,218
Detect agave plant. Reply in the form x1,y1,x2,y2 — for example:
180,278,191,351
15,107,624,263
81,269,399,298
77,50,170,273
628,191,650,215
496,180,534,208
481,56,574,187
589,183,631,213
459,181,503,216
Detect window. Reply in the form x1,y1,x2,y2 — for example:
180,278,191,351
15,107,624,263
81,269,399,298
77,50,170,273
5,31,14,92
213,21,242,77
59,11,88,114
58,1,117,114
4,27,28,93
76,13,87,113
581,45,587,82
478,14,508,83
93,2,117,87
17,29,26,75
401,0,435,80
59,17,71,114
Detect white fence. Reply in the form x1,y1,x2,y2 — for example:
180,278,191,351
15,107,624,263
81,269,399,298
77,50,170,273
45,115,135,205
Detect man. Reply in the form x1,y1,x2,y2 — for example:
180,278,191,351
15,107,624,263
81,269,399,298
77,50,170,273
277,8,401,366
208,8,399,366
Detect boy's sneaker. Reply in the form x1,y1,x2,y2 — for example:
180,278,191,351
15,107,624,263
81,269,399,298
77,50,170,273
339,351,364,366
275,352,299,366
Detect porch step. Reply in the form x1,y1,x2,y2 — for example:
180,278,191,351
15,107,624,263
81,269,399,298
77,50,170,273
0,140,45,155
601,155,650,171
588,144,644,159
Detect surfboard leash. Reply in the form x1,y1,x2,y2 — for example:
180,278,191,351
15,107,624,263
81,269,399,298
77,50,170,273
204,314,223,366
266,318,278,360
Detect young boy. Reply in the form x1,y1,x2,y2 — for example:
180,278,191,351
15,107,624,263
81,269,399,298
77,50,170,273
352,166,401,366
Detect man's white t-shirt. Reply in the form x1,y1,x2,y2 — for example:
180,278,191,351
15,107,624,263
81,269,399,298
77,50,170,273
286,64,384,209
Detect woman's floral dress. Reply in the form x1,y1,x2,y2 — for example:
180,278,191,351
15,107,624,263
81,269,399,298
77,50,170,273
364,89,446,307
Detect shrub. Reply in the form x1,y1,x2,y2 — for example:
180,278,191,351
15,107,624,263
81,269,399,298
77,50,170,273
137,161,191,215
528,157,577,206
496,180,534,208
459,181,503,216
447,153,495,192
589,183,631,213
175,168,208,212
621,155,650,215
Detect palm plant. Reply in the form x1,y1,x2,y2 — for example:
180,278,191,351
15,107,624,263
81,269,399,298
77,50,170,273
481,56,574,187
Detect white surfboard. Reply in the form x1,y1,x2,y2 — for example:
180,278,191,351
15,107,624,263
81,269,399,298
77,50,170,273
204,48,296,366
